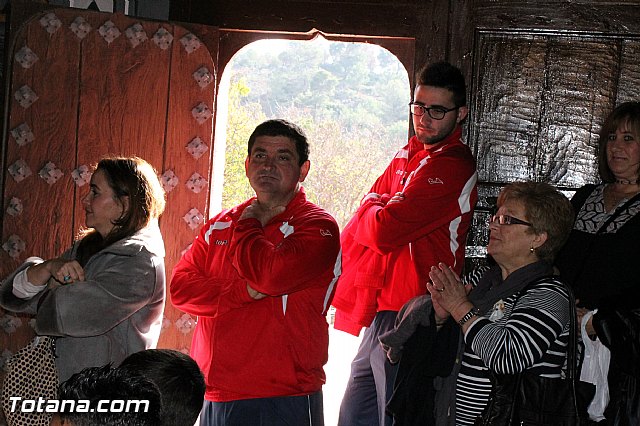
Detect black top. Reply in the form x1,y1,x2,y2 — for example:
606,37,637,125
556,184,640,310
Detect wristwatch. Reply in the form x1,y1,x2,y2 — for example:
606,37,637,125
458,306,480,326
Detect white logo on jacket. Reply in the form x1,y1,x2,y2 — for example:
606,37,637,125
204,221,231,244
279,222,294,238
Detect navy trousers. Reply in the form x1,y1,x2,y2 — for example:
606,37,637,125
199,391,324,426
338,311,399,426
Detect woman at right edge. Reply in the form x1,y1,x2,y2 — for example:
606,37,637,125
556,101,640,425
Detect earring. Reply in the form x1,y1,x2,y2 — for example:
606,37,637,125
530,246,535,254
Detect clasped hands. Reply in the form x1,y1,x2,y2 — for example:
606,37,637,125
427,263,473,324
27,258,85,285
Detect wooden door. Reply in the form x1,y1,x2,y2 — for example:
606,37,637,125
0,6,219,374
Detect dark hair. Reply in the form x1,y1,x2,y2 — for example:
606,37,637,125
58,364,162,426
597,101,640,182
119,349,205,426
77,156,165,265
497,182,574,262
247,119,309,165
416,61,467,107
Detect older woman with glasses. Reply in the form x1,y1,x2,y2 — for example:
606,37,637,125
427,181,575,425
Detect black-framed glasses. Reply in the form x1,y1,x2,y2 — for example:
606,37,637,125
490,214,533,227
409,102,460,120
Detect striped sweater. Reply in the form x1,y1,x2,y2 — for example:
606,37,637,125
455,275,571,425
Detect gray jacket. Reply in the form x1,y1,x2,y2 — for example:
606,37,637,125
0,223,166,382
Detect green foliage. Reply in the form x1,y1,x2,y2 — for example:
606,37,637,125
220,39,410,228
221,79,266,209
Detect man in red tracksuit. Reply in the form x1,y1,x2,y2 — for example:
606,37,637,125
334,62,478,426
171,119,341,426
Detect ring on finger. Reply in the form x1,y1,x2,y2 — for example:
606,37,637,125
63,275,71,282
437,286,445,292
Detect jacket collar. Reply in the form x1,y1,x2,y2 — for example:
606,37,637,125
408,125,464,156
99,220,165,258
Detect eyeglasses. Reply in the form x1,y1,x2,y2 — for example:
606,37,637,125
490,214,533,227
409,102,460,120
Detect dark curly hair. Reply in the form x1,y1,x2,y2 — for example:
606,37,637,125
58,364,161,426
247,119,309,165
416,61,467,107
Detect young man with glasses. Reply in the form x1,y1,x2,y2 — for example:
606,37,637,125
333,61,478,426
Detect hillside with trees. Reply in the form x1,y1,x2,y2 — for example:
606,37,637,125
220,38,410,229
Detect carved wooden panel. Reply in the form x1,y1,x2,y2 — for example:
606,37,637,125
618,40,640,103
472,1,640,35
470,32,621,187
0,7,217,382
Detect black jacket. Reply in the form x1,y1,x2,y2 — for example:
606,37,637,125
556,184,640,425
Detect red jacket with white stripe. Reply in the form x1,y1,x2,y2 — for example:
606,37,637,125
333,127,478,335
171,188,341,401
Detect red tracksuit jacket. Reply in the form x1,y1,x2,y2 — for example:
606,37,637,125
333,127,478,335
171,188,341,401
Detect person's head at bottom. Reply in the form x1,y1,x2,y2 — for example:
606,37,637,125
51,364,161,426
119,349,205,426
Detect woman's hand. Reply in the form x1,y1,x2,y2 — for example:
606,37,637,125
576,305,597,338
427,262,473,322
429,296,450,324
27,258,85,285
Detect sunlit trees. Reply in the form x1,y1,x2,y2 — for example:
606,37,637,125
221,78,265,209
220,39,410,229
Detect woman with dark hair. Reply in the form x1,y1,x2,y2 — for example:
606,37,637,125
556,101,640,424
0,156,166,382
427,181,575,425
